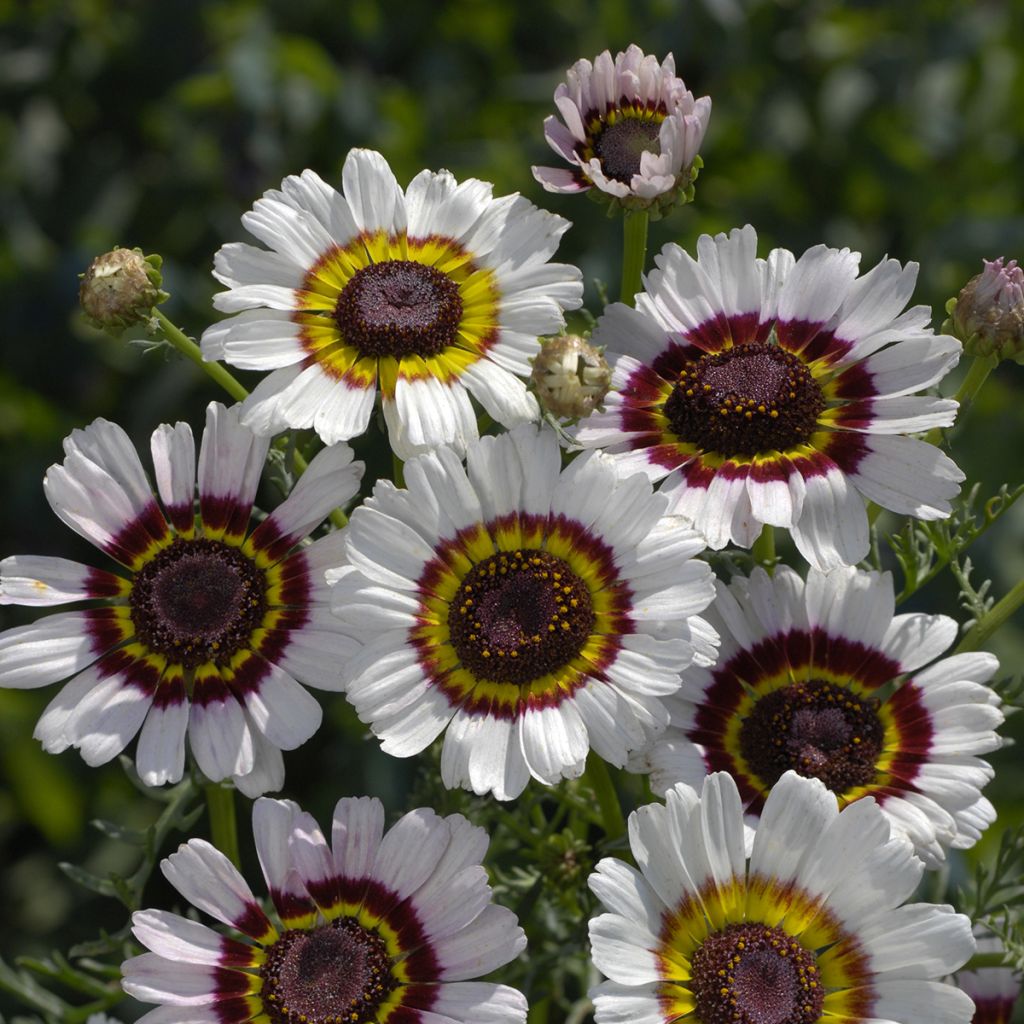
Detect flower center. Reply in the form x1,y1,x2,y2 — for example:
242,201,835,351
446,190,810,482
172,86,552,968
690,921,823,1024
739,680,884,795
593,117,662,183
334,259,463,359
129,538,266,668
261,919,395,1024
663,342,825,458
447,549,595,685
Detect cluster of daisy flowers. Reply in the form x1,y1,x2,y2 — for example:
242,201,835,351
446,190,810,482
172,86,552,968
2,40,1022,1024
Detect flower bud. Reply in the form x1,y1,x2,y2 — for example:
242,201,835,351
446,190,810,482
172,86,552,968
79,247,168,334
531,335,612,419
949,257,1024,363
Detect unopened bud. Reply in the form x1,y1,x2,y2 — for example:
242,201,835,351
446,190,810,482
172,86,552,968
79,247,168,334
531,335,612,419
948,257,1024,363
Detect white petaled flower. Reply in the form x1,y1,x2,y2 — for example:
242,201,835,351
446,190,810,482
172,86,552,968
328,424,718,800
575,224,965,569
532,44,711,211
122,796,527,1024
202,148,583,458
636,565,1003,867
0,403,363,795
954,927,1021,1024
589,770,976,1024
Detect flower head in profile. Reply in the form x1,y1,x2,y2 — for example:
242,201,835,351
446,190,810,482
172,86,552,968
589,771,976,1024
0,403,362,795
636,565,1003,866
954,927,1021,1023
952,256,1024,363
329,424,718,800
202,148,583,458
532,45,711,214
575,225,965,568
122,796,526,1024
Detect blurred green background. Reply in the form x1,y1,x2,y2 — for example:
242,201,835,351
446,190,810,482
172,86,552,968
1,0,1023,1019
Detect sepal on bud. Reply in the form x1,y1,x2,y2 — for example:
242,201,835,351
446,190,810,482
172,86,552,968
79,247,169,335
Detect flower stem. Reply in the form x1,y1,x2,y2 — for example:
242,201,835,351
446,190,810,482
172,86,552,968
153,309,249,402
585,753,626,842
620,210,649,308
752,525,775,569
204,782,241,870
962,950,1012,971
956,574,1024,653
924,353,998,447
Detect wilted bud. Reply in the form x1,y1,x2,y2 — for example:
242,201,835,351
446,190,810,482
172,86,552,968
531,335,612,419
79,247,168,334
949,257,1024,363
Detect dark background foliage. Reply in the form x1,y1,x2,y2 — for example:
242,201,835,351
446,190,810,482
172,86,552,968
1,0,1022,1019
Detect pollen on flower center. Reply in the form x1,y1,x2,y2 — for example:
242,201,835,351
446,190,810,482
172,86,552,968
663,342,825,458
447,549,595,685
593,117,663,183
739,679,884,795
260,919,395,1024
129,537,266,667
689,921,824,1024
334,259,464,359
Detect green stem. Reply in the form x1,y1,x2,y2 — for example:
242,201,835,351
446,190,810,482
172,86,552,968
619,210,649,308
204,782,241,870
956,575,1024,653
585,753,626,842
154,309,249,402
392,453,406,488
752,525,775,569
961,950,1013,971
924,353,998,447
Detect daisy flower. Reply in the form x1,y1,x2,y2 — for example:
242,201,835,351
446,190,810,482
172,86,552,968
575,224,965,569
589,770,976,1024
122,795,527,1024
532,44,711,212
328,424,718,801
954,928,1021,1024
637,565,1003,866
0,403,362,795
202,148,583,458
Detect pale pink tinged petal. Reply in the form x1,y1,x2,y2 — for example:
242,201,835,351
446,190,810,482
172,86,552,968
211,283,304,315
789,463,869,570
188,677,254,782
587,162,632,199
131,909,244,967
237,363,306,437
845,434,964,518
120,953,243,1006
241,192,340,268
0,556,120,607
136,697,189,787
200,310,306,369
435,904,526,981
248,442,360,558
232,722,285,798
541,115,579,162
518,702,590,786
459,359,539,430
881,613,957,672
588,914,661,985
212,240,305,290
288,807,337,897
423,983,527,1024
553,93,586,141
150,421,196,530
197,403,271,536
591,982,665,1024
776,245,860,339
750,771,838,886
441,712,530,801
312,376,378,446
331,795,385,882
161,838,270,935
238,659,323,751
33,662,108,752
133,1003,246,1024
853,335,961,398
342,148,406,236
253,797,317,921
278,168,361,245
